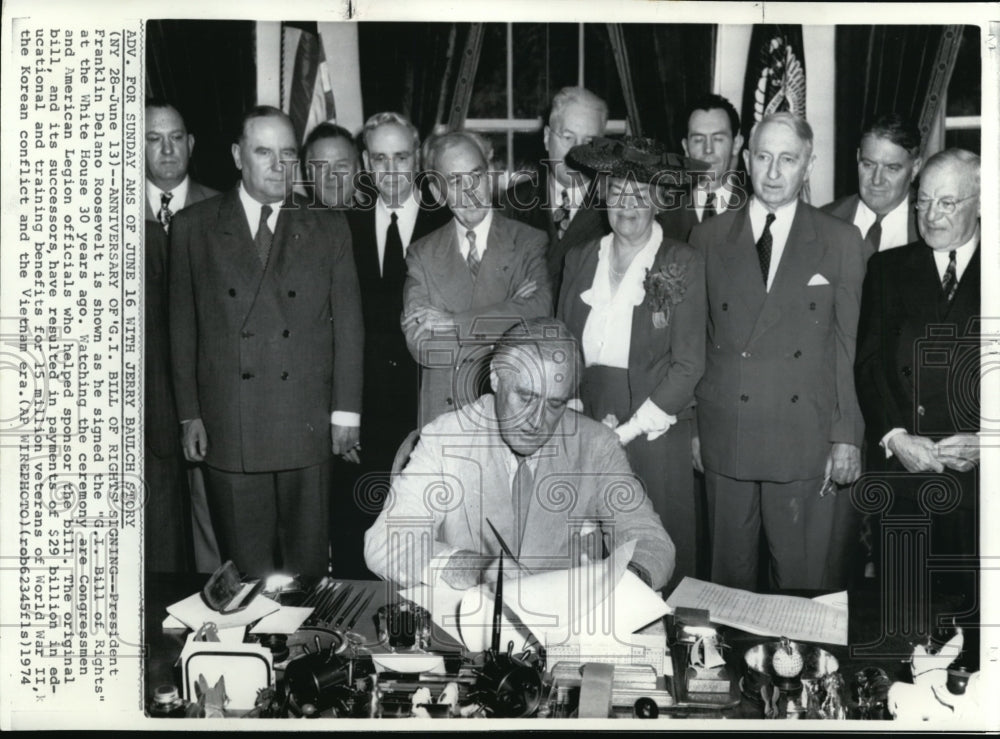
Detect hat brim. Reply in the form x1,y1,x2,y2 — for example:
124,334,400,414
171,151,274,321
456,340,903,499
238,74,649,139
566,137,710,188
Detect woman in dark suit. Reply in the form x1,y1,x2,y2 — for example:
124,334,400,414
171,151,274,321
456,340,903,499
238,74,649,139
557,136,706,592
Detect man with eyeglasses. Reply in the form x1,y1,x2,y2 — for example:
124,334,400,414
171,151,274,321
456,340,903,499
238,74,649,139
823,114,922,259
855,148,981,580
403,131,550,427
503,86,610,302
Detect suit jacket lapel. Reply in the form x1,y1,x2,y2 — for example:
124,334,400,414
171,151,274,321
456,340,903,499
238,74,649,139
719,210,767,318
270,203,304,281
218,189,265,290
436,223,476,308
750,204,819,344
563,240,599,336
941,243,980,322
472,214,515,304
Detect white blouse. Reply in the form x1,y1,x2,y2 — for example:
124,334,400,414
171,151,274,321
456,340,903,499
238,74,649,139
580,221,663,369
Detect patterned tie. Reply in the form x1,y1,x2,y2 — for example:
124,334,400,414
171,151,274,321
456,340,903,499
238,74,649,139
702,190,716,222
255,205,274,267
382,211,405,283
512,457,534,555
553,188,571,240
941,249,959,302
756,212,776,286
466,229,480,280
158,191,174,232
865,214,883,251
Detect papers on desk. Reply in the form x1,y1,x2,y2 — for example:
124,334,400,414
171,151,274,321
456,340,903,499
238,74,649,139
665,577,849,646
165,583,281,631
403,540,671,659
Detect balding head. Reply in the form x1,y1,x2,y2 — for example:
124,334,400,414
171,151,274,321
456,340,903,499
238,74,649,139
916,148,980,251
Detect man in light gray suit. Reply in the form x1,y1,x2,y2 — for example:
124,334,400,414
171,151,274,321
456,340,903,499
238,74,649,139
402,131,551,427
365,318,675,591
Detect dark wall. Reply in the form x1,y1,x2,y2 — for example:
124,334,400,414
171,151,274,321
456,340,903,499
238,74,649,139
146,20,257,192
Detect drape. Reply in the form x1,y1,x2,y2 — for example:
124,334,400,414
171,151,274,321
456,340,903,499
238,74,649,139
615,24,716,151
833,26,947,199
145,20,257,191
358,23,472,141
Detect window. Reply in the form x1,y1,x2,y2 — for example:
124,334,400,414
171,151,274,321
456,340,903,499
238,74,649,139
943,25,981,153
461,23,628,186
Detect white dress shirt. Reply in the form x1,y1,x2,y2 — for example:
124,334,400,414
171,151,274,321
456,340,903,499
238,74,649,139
693,184,734,222
881,230,979,455
455,208,494,261
237,183,359,429
147,175,190,217
853,195,911,251
375,193,421,275
580,221,676,442
748,196,798,291
549,176,588,226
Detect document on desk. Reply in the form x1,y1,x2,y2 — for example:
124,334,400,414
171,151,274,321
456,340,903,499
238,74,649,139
665,577,849,646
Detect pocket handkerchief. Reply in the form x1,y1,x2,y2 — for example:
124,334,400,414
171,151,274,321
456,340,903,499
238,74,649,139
807,273,830,286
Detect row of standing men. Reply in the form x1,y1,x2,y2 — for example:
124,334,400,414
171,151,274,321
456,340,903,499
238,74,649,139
144,87,980,598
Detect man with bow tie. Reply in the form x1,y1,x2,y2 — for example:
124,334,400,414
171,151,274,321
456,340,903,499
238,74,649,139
144,100,218,572
689,112,867,591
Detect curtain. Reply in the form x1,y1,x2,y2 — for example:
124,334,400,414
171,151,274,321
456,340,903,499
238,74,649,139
145,20,257,192
358,23,474,141
832,26,947,199
616,24,716,151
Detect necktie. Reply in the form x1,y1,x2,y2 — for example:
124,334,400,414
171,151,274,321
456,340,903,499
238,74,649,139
158,191,174,232
255,205,274,267
382,211,405,283
941,249,959,302
512,457,534,554
756,212,776,286
702,190,716,222
553,188,571,240
865,214,883,251
466,230,480,280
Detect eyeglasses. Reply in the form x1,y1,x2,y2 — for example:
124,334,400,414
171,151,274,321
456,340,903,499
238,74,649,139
914,195,977,214
551,129,594,149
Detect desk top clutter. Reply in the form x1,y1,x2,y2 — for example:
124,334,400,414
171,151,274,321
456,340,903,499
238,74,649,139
147,554,981,721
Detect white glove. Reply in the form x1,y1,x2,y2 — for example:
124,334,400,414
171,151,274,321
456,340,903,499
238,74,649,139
614,399,676,445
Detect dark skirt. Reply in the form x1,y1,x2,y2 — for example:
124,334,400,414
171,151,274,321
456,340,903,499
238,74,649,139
580,364,696,594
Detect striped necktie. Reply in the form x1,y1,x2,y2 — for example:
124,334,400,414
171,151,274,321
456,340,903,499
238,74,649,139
158,191,174,232
466,230,480,279
941,249,959,302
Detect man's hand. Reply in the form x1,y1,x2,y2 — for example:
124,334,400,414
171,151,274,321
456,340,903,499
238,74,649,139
511,280,538,301
691,435,704,473
181,419,208,462
935,433,980,472
887,433,945,473
402,306,455,342
332,424,361,464
825,442,862,485
441,550,495,590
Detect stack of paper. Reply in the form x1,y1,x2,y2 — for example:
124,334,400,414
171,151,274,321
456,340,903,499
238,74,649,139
665,577,849,646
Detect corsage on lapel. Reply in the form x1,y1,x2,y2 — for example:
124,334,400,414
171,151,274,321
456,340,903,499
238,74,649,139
643,261,687,329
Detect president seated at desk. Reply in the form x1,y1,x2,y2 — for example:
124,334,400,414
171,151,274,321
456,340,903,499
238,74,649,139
364,318,675,592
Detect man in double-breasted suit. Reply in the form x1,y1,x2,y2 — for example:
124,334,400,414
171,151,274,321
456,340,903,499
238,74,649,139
659,94,747,242
403,131,551,427
365,318,675,591
502,87,609,303
822,114,922,260
689,113,866,591
170,107,364,577
144,100,219,573
855,149,981,575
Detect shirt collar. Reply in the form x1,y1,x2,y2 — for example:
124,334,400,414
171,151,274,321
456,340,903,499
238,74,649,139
694,183,732,210
749,195,798,224
454,209,494,255
857,193,910,228
147,175,190,212
549,174,588,210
